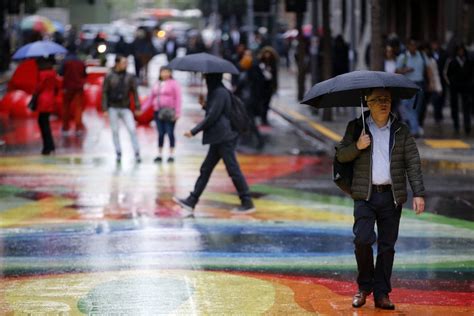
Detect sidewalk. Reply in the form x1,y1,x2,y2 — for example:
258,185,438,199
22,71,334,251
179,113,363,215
271,68,474,175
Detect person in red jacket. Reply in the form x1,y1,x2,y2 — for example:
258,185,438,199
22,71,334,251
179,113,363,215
35,58,59,155
59,47,87,135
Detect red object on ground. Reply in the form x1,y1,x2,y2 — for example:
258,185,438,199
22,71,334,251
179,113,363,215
7,59,39,94
0,90,36,118
134,95,154,126
84,84,102,111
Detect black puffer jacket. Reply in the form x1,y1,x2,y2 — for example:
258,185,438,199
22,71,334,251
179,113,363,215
336,112,425,205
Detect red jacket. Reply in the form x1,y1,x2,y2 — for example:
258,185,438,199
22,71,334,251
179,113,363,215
37,69,59,113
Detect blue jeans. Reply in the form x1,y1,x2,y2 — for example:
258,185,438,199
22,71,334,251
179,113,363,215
399,82,424,135
154,111,176,148
109,108,140,155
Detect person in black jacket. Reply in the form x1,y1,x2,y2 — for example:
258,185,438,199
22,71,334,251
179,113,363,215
444,44,473,135
174,73,255,214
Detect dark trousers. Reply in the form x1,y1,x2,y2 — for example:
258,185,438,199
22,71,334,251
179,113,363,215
62,89,85,131
353,191,402,298
261,88,273,125
38,112,55,153
450,88,472,134
189,138,252,207
154,112,176,148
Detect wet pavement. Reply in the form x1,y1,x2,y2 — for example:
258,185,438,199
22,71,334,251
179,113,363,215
0,56,473,315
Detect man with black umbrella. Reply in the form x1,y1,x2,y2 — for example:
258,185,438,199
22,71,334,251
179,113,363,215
336,88,425,310
173,73,255,214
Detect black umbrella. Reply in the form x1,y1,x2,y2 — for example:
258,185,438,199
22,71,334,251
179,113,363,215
167,52,239,75
301,70,419,108
301,70,419,130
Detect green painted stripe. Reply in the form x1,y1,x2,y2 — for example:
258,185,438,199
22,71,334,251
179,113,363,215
3,264,472,279
0,185,25,198
251,184,353,207
251,184,474,230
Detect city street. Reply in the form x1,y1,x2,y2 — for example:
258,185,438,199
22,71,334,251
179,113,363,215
0,55,473,314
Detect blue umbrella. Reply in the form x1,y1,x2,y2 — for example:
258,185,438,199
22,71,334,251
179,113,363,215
12,40,67,60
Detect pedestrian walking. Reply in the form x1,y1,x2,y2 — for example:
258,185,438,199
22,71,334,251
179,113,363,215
164,33,178,62
257,46,278,125
421,44,444,124
132,28,157,86
444,44,473,136
333,35,350,76
430,40,448,119
59,46,87,135
384,45,397,74
336,88,425,310
102,55,142,163
396,39,426,137
173,73,255,214
235,49,265,149
148,66,182,163
32,57,60,155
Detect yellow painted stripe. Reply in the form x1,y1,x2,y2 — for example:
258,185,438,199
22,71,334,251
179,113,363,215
277,106,343,142
424,139,470,149
307,122,343,142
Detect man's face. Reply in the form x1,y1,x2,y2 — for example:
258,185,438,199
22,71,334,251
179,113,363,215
367,89,392,121
117,58,127,71
408,41,417,54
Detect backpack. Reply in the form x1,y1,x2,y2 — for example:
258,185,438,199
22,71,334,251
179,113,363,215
226,90,251,134
333,122,363,195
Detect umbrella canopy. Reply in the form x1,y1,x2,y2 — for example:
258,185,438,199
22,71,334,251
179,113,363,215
168,53,239,75
20,15,55,34
12,40,67,60
301,70,419,108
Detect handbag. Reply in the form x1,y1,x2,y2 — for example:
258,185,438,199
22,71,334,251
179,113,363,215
28,93,38,111
158,107,176,121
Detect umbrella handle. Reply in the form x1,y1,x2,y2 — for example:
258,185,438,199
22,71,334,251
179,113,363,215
360,96,366,135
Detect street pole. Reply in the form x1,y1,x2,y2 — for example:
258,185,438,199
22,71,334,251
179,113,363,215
296,10,305,100
310,0,319,85
211,0,220,56
271,0,278,48
349,0,356,71
247,0,255,50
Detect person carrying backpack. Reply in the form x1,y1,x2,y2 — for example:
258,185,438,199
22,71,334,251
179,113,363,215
395,39,426,137
336,88,425,310
173,73,255,214
102,55,142,163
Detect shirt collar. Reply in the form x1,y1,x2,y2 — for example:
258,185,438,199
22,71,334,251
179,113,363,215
367,115,391,130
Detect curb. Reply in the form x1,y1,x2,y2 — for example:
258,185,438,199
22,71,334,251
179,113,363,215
271,105,334,151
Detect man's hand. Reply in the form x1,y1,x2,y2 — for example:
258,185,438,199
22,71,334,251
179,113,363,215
184,131,193,138
413,197,425,215
134,110,142,116
198,94,206,108
356,130,371,150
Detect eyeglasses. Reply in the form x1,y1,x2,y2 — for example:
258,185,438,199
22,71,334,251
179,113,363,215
367,97,391,104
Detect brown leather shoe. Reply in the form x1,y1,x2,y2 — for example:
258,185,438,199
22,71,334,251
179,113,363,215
375,295,395,310
352,290,371,308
